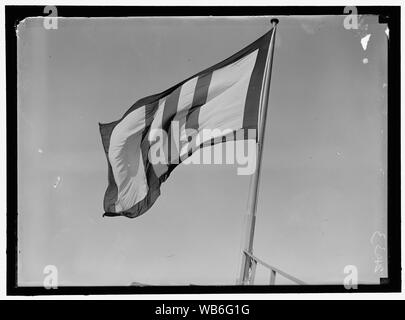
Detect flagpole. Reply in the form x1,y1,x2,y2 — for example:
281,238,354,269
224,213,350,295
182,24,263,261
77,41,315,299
239,18,279,285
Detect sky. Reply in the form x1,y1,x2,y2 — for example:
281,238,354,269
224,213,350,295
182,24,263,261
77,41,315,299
17,15,388,286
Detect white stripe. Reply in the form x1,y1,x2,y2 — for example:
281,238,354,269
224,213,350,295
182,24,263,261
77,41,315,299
108,106,147,212
148,98,165,143
257,42,272,137
177,77,199,114
148,98,169,177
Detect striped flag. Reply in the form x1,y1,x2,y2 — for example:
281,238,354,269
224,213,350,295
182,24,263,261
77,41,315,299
99,28,274,218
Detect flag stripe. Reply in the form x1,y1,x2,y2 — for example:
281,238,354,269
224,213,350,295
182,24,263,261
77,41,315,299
163,87,181,164
145,100,160,129
243,31,272,129
176,77,199,113
162,87,181,128
148,98,170,178
186,72,213,130
142,100,160,163
148,98,166,143
184,73,213,157
171,77,199,164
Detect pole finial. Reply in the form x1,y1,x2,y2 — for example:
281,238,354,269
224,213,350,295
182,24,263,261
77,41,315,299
271,18,279,25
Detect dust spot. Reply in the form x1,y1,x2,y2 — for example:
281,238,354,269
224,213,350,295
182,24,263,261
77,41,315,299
361,34,371,50
53,176,61,188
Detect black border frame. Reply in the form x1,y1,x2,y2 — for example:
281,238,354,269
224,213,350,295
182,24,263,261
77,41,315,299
6,5,401,295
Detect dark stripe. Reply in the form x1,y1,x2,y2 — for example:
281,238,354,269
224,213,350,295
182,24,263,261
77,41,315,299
184,72,213,157
141,100,160,155
145,100,159,128
141,100,159,143
162,87,181,126
186,72,212,130
162,87,181,163
243,29,273,129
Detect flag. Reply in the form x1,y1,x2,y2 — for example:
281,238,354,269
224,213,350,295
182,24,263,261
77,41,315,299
99,28,274,218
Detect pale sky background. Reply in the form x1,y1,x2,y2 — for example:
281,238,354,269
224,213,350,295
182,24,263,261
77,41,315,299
17,15,388,286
